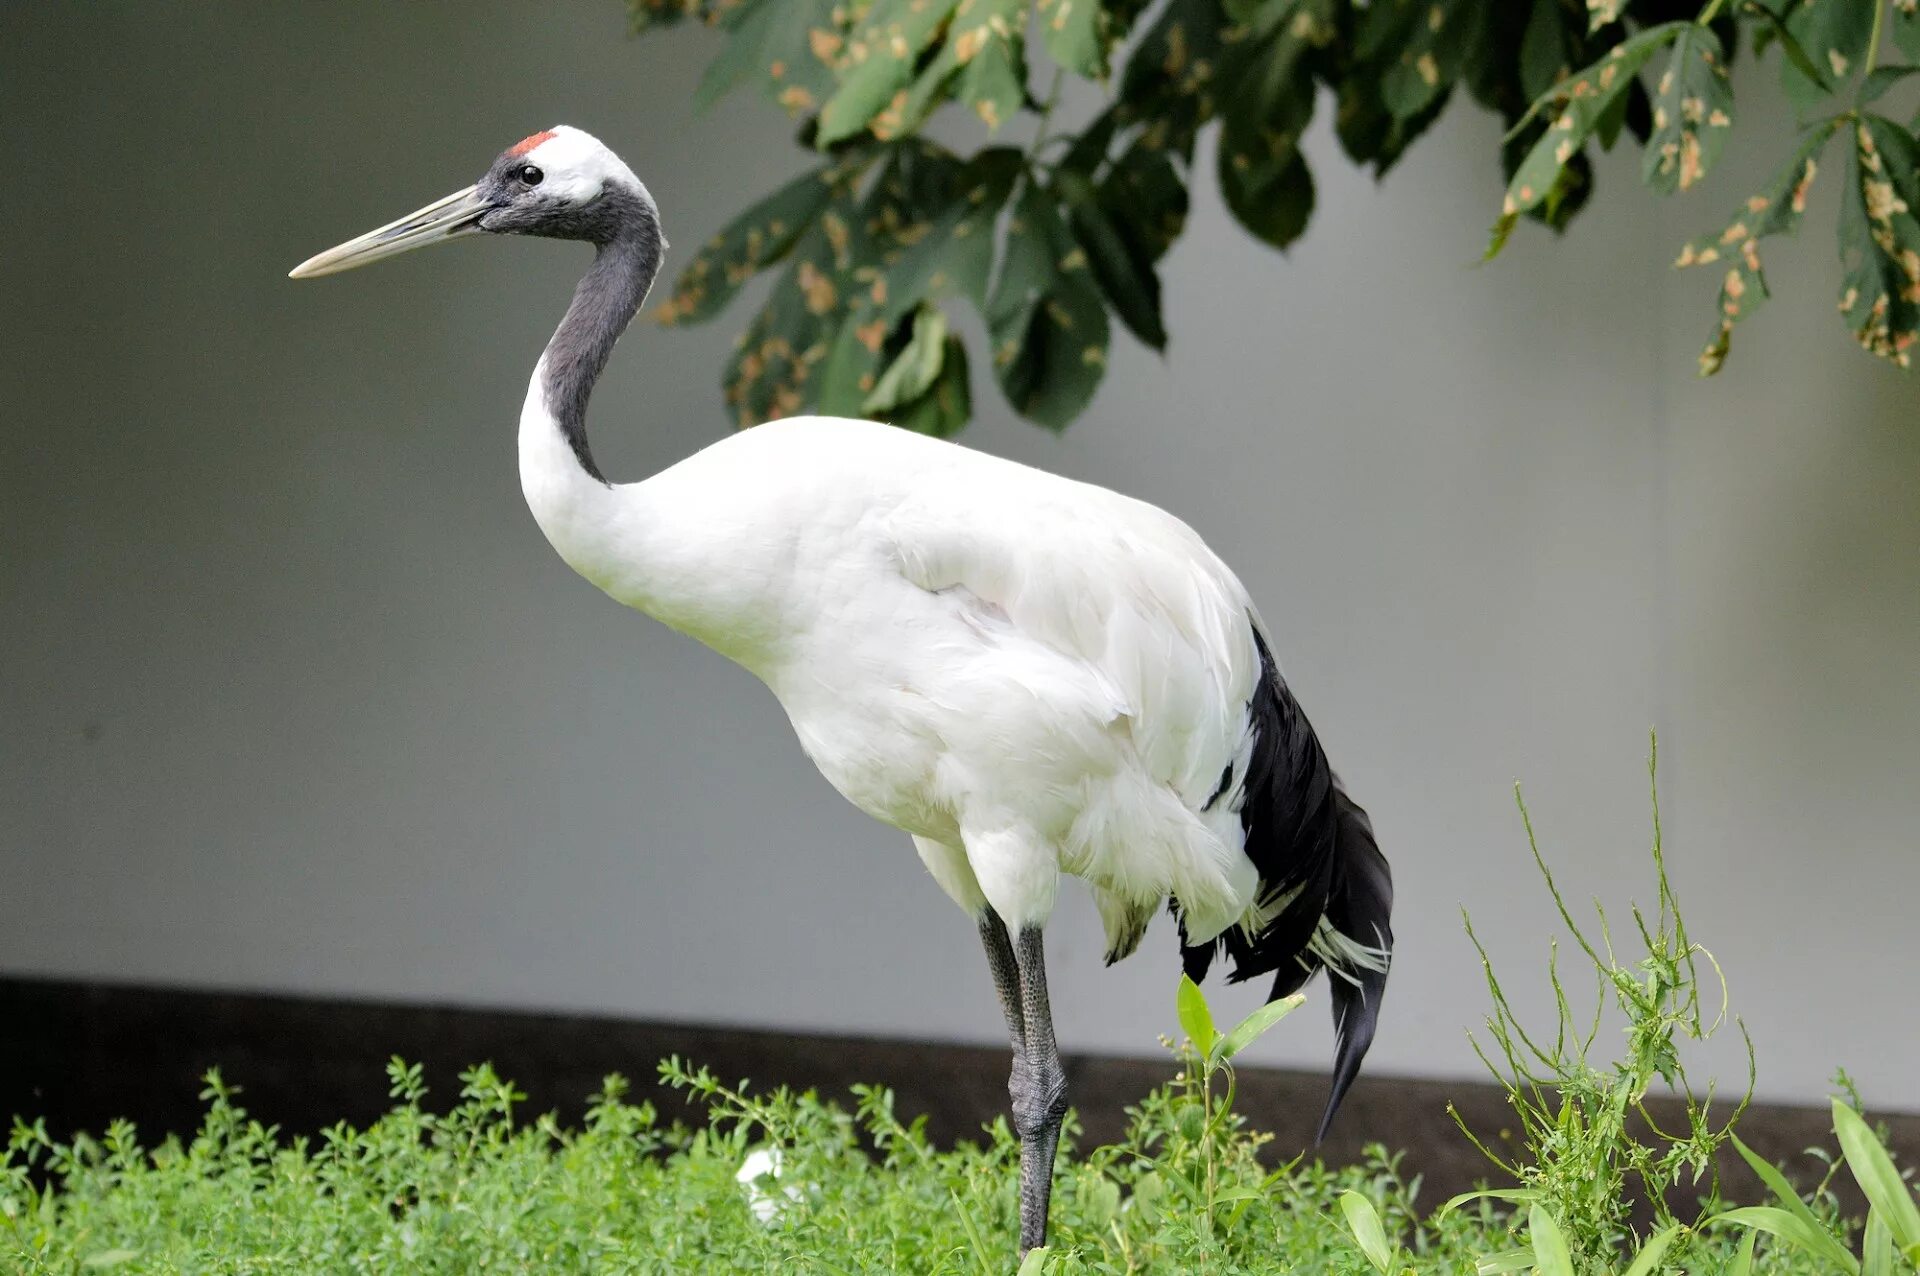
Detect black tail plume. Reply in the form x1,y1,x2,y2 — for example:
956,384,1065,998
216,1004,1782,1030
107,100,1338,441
1313,789,1393,1142
1172,622,1394,1144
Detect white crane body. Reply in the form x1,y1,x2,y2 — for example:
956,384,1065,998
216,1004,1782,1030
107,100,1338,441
295,125,1394,1256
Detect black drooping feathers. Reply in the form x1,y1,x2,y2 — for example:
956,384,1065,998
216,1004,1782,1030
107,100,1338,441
1174,624,1394,1144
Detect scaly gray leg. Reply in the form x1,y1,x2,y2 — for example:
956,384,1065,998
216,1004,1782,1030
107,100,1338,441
978,912,1068,1255
1011,925,1068,1256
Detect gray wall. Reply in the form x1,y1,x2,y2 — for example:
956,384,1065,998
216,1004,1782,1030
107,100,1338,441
4,3,1916,1111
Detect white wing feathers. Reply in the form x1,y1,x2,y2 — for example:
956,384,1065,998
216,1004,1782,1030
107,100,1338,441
884,472,1261,817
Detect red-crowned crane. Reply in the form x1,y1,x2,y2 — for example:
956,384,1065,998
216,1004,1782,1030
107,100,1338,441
290,126,1393,1256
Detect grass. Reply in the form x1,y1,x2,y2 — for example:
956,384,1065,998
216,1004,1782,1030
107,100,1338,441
5,744,1914,1274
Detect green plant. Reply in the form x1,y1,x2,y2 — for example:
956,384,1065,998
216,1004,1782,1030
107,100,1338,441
628,0,1920,438
1430,736,1757,1270
6,748,1906,1273
1714,1096,1920,1272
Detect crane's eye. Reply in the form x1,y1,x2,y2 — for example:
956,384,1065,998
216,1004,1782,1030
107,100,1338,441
518,164,544,187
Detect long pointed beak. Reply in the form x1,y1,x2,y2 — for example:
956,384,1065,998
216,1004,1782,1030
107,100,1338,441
289,185,491,279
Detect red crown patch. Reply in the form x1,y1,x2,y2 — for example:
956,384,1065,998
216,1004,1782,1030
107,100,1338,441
508,130,557,158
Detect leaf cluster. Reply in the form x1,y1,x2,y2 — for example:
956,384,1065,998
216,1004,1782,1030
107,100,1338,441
632,0,1918,440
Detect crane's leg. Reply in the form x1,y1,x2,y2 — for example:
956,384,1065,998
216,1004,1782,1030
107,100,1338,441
980,913,1068,1256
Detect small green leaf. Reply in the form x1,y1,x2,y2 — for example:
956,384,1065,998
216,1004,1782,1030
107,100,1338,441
1714,1206,1860,1273
1216,992,1306,1063
1016,1245,1051,1275
864,306,948,415
1117,0,1226,160
1436,1186,1535,1219
1896,0,1920,62
1834,1100,1920,1249
1643,26,1733,194
692,0,842,115
1037,0,1105,77
1676,119,1836,374
82,1252,141,1269
1787,0,1875,90
949,0,1029,132
1102,141,1190,262
816,0,962,146
1862,65,1920,108
1379,0,1476,121
988,182,1111,429
1490,23,1686,254
1339,1190,1395,1273
1745,1,1833,98
1473,1248,1538,1275
1835,116,1920,368
1057,169,1165,349
1519,0,1572,104
1863,1208,1897,1276
660,166,839,326
1175,974,1219,1058
1527,1205,1575,1276
1218,117,1317,250
882,147,1022,323
1619,1224,1684,1276
1725,1230,1758,1276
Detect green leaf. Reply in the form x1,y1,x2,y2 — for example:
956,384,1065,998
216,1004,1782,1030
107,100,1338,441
1527,1205,1576,1276
693,0,842,115
1016,1245,1050,1275
988,182,1111,429
1216,992,1306,1063
811,143,985,420
1834,1100,1920,1249
1520,0,1572,103
1339,1190,1395,1273
1787,0,1875,87
1675,120,1835,374
1473,1249,1537,1274
1836,116,1920,368
949,0,1030,132
1725,1231,1758,1276
1119,0,1227,159
81,1252,140,1270
1863,66,1920,108
887,334,972,437
1057,169,1165,349
1214,0,1330,249
1379,0,1477,120
659,165,840,326
815,303,892,417
722,212,851,426
1643,26,1733,194
1217,79,1318,251
1489,22,1686,255
1174,975,1219,1058
1436,1187,1536,1219
816,0,962,146
1712,1206,1861,1274
1619,1224,1683,1276
1896,0,1920,62
864,306,949,414
1863,1209,1897,1276
1037,0,1104,77
1745,0,1834,98
1102,141,1189,262
887,0,1029,137
882,147,1022,323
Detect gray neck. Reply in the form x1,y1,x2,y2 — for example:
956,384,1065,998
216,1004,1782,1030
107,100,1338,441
541,209,664,485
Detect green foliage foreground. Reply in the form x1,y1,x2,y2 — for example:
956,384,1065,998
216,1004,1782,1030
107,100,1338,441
6,752,1917,1274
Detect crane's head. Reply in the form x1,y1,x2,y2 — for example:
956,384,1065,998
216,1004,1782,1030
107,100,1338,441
289,126,662,279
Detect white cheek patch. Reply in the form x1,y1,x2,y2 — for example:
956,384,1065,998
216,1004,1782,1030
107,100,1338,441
524,125,643,204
